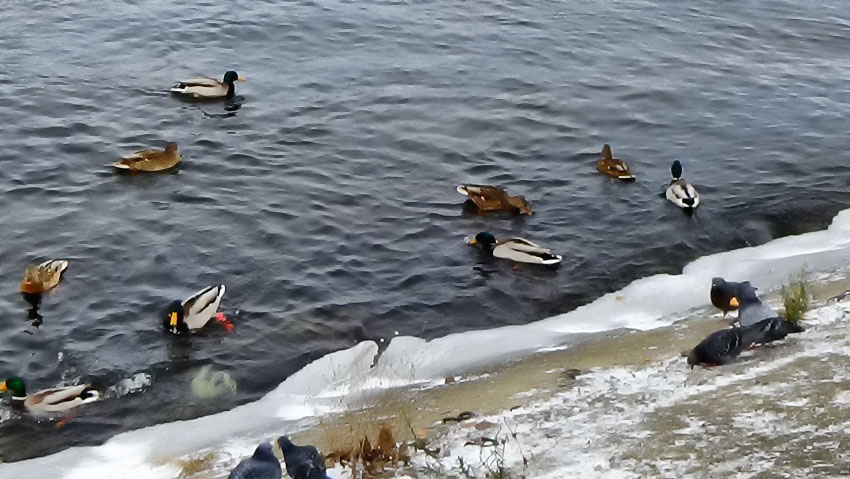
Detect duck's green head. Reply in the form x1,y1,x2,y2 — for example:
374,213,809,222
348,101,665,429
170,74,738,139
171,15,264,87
671,160,683,180
222,71,245,84
467,232,497,250
0,376,26,397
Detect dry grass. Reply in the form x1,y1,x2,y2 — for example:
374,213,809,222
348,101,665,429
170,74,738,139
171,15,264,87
176,451,220,479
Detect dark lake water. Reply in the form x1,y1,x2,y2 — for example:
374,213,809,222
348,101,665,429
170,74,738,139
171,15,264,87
2,0,850,461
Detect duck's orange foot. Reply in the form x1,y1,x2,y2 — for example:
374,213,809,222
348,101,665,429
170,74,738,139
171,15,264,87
215,312,234,332
56,416,74,428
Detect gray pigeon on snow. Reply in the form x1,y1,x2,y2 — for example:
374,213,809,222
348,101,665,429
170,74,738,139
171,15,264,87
228,443,282,479
734,282,777,327
277,436,330,479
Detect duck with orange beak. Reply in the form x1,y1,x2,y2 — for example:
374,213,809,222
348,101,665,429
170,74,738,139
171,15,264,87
164,284,228,334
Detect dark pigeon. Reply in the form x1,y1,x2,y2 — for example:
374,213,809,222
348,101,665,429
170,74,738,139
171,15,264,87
710,277,751,317
687,327,750,369
277,436,329,479
688,317,805,368
734,282,777,327
228,443,282,479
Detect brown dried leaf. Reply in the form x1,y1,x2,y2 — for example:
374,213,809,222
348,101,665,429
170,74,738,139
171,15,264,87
377,425,395,459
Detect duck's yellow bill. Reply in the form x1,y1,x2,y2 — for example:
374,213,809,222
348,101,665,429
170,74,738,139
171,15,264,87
729,297,739,308
237,77,246,82
467,238,478,245
169,312,178,327
0,381,6,392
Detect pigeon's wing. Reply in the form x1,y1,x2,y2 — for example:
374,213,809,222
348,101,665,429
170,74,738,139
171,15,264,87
737,300,777,327
288,446,326,479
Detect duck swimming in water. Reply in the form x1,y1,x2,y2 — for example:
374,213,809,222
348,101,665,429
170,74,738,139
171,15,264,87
170,71,245,99
0,376,100,416
113,142,181,172
596,144,635,181
456,185,533,215
20,259,69,295
466,232,562,265
163,284,227,334
665,160,700,209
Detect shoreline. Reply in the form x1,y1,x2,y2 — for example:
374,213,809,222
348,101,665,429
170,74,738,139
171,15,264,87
196,272,850,478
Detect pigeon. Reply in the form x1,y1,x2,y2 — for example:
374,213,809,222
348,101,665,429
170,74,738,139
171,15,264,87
228,443,282,479
710,277,752,317
745,317,805,345
734,282,777,327
277,436,330,479
687,327,751,369
687,317,805,368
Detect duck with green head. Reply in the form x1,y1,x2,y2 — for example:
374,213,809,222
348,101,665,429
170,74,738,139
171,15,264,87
170,70,245,99
466,232,562,265
665,160,700,209
0,376,100,415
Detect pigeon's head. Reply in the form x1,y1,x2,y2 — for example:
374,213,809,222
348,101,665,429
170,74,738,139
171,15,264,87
686,349,700,369
253,442,276,460
277,435,294,453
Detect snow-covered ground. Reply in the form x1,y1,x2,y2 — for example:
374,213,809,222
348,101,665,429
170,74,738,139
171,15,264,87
403,299,850,478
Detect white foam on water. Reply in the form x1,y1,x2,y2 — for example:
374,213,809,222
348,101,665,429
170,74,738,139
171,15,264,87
5,210,850,477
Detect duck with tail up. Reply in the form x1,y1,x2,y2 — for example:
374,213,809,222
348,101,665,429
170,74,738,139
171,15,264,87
466,232,562,265
163,284,228,334
0,376,100,416
228,442,281,479
596,144,635,181
20,259,69,295
710,277,752,317
456,184,533,215
170,70,245,99
277,436,332,479
665,160,700,209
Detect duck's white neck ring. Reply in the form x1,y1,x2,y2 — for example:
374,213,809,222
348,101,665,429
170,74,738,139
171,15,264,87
11,395,26,401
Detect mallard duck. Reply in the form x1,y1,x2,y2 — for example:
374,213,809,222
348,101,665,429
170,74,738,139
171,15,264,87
0,376,100,416
113,142,181,172
170,71,245,99
456,185,533,215
665,160,700,209
465,232,562,265
164,284,226,334
596,144,635,181
20,259,69,294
